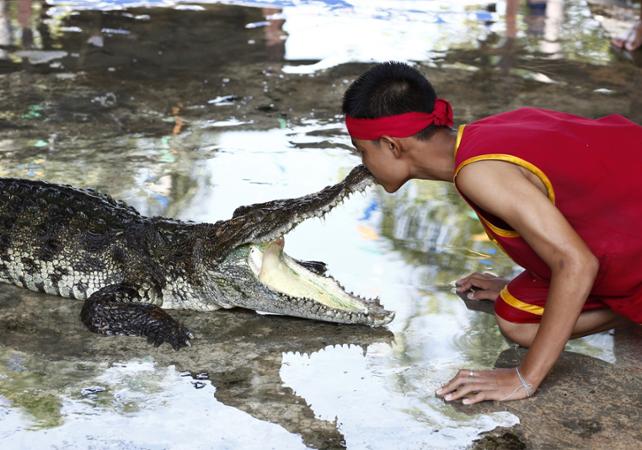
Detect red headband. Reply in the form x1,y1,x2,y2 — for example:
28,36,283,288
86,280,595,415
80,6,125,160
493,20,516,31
345,98,453,140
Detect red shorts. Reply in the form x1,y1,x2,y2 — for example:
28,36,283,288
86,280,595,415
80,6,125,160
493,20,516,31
494,270,642,324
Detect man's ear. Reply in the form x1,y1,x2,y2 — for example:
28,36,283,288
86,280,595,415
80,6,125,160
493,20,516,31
380,136,403,158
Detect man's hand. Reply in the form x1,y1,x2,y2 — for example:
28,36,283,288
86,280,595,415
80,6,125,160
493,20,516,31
436,367,535,405
455,272,508,300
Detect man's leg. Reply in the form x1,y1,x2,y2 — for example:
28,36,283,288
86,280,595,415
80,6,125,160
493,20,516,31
459,270,629,347
496,308,629,348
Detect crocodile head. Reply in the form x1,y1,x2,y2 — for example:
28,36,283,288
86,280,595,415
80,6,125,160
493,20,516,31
206,165,395,327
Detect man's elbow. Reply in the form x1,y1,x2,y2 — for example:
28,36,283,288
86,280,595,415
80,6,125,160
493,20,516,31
584,252,599,279
574,252,599,283
555,250,599,280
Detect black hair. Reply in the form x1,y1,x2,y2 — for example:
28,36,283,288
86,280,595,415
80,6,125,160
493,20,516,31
342,62,443,140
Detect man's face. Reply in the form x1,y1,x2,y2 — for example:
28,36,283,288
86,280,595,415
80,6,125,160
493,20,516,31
351,138,408,193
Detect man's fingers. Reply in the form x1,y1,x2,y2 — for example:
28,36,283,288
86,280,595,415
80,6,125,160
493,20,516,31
462,392,489,405
436,378,463,396
456,273,500,288
471,277,500,289
457,281,499,297
455,273,475,288
436,370,469,396
455,274,488,292
467,289,499,301
436,369,490,397
444,383,489,401
455,272,492,285
455,280,473,292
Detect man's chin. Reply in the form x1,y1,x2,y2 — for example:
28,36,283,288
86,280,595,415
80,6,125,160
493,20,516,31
381,181,405,193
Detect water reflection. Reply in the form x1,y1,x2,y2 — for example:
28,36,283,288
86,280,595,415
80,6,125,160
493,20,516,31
0,0,286,76
0,0,617,76
493,0,564,74
0,284,522,449
0,284,392,449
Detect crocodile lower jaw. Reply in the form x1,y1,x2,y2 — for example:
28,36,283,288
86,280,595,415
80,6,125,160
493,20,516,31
247,238,393,326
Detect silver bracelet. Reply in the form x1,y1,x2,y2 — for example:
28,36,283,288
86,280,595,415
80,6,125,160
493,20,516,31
515,367,535,397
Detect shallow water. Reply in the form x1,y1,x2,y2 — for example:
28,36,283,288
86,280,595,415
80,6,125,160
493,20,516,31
0,0,640,449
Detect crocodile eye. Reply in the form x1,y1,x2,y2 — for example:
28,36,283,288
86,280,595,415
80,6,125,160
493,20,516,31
87,218,107,234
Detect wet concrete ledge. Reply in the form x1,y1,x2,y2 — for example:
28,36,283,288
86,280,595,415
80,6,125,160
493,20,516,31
470,328,641,450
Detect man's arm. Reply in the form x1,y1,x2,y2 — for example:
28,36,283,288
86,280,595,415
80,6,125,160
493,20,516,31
438,160,598,403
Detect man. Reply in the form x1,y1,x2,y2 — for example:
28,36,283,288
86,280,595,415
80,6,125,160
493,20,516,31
343,62,641,404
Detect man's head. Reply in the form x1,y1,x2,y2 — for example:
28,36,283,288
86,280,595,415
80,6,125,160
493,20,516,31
342,61,442,139
342,62,452,192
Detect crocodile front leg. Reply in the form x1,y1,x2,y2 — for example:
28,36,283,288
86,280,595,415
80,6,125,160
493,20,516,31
80,284,193,350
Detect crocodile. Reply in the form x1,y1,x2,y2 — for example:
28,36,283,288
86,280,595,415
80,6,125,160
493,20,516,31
0,165,394,349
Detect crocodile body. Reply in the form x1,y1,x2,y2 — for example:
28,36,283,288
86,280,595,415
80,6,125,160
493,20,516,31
0,166,394,349
0,178,216,310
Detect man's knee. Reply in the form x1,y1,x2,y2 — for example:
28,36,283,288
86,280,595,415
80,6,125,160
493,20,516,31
495,314,538,347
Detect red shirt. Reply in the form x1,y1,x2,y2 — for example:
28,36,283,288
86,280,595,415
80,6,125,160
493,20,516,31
453,107,642,323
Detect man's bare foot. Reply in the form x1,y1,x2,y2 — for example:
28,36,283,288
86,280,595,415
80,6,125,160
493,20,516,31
612,20,642,52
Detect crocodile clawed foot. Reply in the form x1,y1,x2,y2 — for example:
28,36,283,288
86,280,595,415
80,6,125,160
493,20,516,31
144,315,193,350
